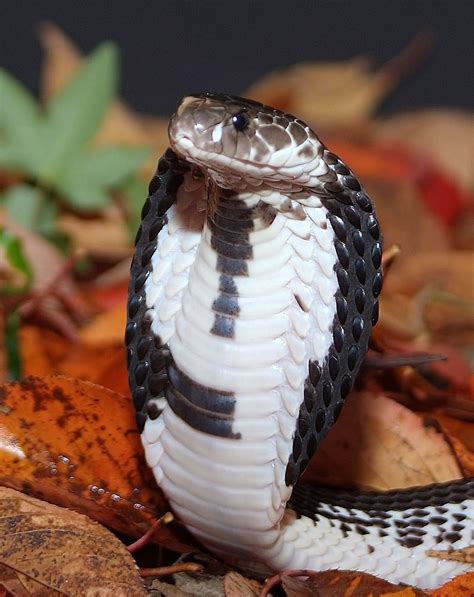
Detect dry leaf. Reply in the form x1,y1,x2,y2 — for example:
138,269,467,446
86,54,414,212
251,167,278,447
79,303,127,347
374,110,474,194
280,569,428,596
58,207,132,260
430,572,474,597
223,571,263,596
18,325,130,397
0,375,192,552
304,393,462,490
246,33,432,131
0,486,146,596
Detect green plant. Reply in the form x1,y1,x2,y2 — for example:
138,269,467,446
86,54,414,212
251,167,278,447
0,42,150,233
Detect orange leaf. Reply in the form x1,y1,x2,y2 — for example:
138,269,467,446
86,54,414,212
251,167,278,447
0,375,192,552
0,487,146,596
430,572,474,597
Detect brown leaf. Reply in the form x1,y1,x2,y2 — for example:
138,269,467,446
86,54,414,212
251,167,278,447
279,569,428,596
433,415,474,477
246,32,433,131
57,207,132,260
223,571,263,596
374,109,474,194
79,303,127,347
0,375,193,552
0,486,146,596
381,251,474,346
430,572,474,597
304,393,462,490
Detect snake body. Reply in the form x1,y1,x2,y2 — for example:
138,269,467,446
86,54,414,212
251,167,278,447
126,93,473,588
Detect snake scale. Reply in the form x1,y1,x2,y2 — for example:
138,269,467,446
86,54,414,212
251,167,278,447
126,93,473,588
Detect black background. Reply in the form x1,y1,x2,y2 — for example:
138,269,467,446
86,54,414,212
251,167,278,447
1,1,472,118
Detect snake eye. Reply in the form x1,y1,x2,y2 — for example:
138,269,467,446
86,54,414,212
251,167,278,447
232,111,249,131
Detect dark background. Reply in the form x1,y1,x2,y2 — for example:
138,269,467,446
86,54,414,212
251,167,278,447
1,1,472,118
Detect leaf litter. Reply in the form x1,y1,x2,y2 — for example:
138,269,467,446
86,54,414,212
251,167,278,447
0,23,473,597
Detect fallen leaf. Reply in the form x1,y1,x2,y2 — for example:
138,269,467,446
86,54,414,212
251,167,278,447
57,206,132,260
279,569,428,596
430,572,474,597
304,393,462,490
223,571,263,596
374,110,474,194
0,486,146,596
0,375,193,552
246,31,433,131
148,579,194,597
79,302,126,347
433,415,474,477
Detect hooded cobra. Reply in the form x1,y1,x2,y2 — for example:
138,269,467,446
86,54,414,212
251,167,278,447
126,93,473,589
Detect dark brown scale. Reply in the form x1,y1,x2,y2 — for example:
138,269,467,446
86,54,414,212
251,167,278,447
329,215,347,241
323,381,333,408
336,297,348,324
334,162,350,176
371,301,379,325
343,176,361,191
333,325,344,352
136,336,152,360
141,243,157,268
345,206,361,229
128,295,143,318
328,354,340,381
352,230,365,256
141,197,151,219
335,241,350,269
134,361,149,386
147,402,161,420
148,175,161,195
336,267,350,296
352,316,364,341
354,288,366,314
340,375,351,400
315,410,325,432
373,272,384,297
355,259,367,285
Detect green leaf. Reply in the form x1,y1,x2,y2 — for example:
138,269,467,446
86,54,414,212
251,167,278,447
56,145,150,192
55,180,112,211
0,69,41,148
36,42,119,183
2,184,58,237
0,145,34,172
0,227,33,294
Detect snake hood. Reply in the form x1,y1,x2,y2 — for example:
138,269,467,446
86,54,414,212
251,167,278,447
169,92,330,190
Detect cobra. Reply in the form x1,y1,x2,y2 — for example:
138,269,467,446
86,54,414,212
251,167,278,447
126,93,473,589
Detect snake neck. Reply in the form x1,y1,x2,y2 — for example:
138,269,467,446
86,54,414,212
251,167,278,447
140,178,340,565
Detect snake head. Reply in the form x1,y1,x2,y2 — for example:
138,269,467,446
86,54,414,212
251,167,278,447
169,92,325,189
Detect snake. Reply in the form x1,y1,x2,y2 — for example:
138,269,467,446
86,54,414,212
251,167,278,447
126,93,474,589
